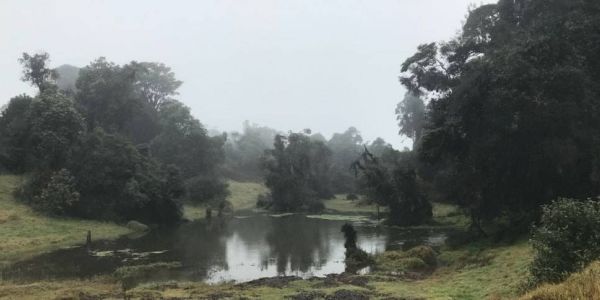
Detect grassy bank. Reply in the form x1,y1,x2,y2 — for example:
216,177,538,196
183,180,269,220
0,175,132,267
0,240,534,299
1,178,536,299
520,261,600,300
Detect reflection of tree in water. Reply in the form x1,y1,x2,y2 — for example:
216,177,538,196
263,215,331,274
169,218,231,279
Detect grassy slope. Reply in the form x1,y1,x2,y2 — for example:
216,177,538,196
520,261,600,300
0,175,131,267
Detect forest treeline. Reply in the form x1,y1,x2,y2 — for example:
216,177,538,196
0,55,227,224
0,53,399,224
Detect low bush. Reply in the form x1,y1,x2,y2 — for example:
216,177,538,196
528,198,600,287
375,245,437,273
32,169,79,215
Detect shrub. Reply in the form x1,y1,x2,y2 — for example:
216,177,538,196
185,175,230,207
256,193,272,209
375,245,437,273
529,198,600,287
27,169,80,215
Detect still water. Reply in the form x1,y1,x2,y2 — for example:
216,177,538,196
2,214,450,284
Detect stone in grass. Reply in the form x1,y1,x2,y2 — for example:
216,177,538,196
126,220,149,231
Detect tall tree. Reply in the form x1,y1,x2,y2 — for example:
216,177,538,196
131,62,182,112
18,52,57,93
75,58,140,132
396,92,425,149
261,131,333,212
400,0,600,229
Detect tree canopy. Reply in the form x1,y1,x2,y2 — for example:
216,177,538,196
400,0,600,229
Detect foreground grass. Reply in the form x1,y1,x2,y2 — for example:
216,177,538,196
0,175,131,267
519,261,600,300
0,240,533,299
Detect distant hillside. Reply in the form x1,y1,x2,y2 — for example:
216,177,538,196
54,64,80,93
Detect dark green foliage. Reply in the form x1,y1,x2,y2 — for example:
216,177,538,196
18,52,57,93
353,149,432,226
0,95,35,172
341,223,357,249
261,131,332,212
131,62,182,112
529,198,600,286
400,0,600,228
185,175,230,206
31,169,80,215
28,91,84,170
68,129,183,224
341,223,372,272
0,91,84,172
75,58,140,132
1,53,224,225
151,100,225,179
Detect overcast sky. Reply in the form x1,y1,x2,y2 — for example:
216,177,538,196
0,0,493,148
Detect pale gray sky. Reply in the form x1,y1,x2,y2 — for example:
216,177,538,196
0,0,493,148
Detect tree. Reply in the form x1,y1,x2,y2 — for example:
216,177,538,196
223,121,279,180
32,169,80,215
131,62,182,112
0,95,34,172
69,128,183,224
75,58,140,132
150,100,228,206
28,90,84,170
396,92,425,149
18,52,57,93
261,131,333,212
399,0,600,229
352,148,432,226
327,127,364,193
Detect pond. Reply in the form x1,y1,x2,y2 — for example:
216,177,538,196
1,214,451,284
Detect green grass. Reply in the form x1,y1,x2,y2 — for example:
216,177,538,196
0,175,132,267
371,240,533,300
519,261,600,300
0,177,534,299
323,194,382,214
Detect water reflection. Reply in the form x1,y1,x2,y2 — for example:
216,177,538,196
1,214,451,284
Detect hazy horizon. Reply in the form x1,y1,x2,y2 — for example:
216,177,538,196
1,0,494,148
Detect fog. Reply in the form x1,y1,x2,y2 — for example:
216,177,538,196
0,0,493,147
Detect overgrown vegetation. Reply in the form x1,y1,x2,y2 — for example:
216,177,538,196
527,198,600,287
400,0,600,231
260,131,333,212
0,175,131,267
0,53,227,225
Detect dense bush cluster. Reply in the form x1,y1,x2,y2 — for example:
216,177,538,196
260,131,332,212
398,0,600,230
0,53,227,224
529,198,600,286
